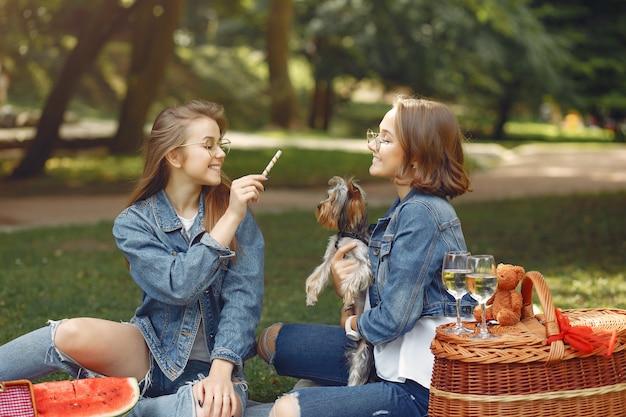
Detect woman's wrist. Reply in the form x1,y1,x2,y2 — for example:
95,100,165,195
209,358,235,378
341,303,356,327
209,209,242,246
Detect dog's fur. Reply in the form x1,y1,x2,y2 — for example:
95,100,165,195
305,176,376,386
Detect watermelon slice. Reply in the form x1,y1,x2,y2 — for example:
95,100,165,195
33,377,140,417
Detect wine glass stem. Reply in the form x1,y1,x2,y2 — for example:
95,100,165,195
455,298,462,327
480,303,488,335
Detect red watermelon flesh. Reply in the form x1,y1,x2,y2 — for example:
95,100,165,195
33,377,140,417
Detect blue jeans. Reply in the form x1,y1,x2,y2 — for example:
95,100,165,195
132,359,250,417
0,322,101,381
0,322,249,417
268,323,430,417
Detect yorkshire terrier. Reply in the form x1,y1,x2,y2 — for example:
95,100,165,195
305,176,376,386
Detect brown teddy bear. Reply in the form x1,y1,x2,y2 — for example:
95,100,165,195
473,263,525,326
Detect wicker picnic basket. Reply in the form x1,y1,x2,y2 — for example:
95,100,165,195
429,270,626,417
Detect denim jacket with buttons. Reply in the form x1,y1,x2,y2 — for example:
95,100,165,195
358,188,476,345
112,189,264,381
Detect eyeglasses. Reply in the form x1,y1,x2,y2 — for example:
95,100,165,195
366,129,386,152
178,137,231,156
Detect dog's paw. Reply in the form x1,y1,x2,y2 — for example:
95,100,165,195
305,292,319,306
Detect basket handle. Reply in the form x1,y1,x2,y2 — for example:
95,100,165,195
521,270,565,363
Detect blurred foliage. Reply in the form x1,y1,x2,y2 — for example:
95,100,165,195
1,0,624,140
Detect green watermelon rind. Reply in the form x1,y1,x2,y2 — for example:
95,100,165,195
33,377,140,417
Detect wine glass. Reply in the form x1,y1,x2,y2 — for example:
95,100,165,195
442,251,473,335
466,254,499,339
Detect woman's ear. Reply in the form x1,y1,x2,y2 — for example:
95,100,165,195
165,149,183,169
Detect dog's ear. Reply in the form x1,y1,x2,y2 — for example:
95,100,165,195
347,179,362,201
328,176,344,188
345,179,368,231
346,201,365,230
347,178,367,206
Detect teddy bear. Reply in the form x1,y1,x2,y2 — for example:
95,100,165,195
473,263,525,326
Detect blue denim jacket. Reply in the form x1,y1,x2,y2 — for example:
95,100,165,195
112,189,264,381
358,188,476,345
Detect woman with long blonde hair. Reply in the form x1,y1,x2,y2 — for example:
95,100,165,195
0,100,267,417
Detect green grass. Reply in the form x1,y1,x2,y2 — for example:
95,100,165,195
1,191,625,401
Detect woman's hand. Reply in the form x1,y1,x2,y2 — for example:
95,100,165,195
193,359,241,417
330,241,358,299
210,174,266,246
227,174,267,220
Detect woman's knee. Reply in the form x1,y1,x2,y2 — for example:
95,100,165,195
271,393,300,417
54,318,87,353
257,323,282,364
54,318,113,356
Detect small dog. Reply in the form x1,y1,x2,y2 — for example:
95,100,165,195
305,176,376,386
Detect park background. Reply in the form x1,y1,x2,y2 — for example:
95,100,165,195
0,0,625,403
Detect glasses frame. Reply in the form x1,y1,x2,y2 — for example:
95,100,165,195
178,137,231,156
366,128,383,152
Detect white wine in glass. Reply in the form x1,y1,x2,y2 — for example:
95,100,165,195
467,254,499,339
442,251,473,335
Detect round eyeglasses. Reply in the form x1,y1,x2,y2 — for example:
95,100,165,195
366,129,383,152
178,137,231,156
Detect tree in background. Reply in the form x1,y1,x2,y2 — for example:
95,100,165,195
2,0,624,182
456,0,569,139
292,0,568,138
297,0,372,130
266,0,300,129
110,0,185,154
535,0,626,141
10,1,140,178
5,0,185,177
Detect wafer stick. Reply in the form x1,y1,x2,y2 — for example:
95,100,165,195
262,150,282,176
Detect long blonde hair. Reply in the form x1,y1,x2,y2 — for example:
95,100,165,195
128,100,234,246
393,96,471,199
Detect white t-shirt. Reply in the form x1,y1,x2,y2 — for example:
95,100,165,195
364,293,449,387
373,316,449,387
178,213,197,238
178,212,211,362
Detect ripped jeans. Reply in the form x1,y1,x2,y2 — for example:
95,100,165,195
0,321,249,417
266,323,430,417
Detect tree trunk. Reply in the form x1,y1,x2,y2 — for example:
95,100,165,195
9,1,137,179
308,77,333,131
614,123,625,142
109,0,185,154
492,98,511,140
266,0,299,128
492,83,520,140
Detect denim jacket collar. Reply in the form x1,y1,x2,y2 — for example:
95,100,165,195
152,189,207,239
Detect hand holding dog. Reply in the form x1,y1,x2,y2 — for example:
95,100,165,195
331,241,359,299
